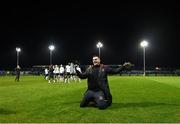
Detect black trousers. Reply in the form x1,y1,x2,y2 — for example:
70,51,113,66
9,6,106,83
15,74,20,81
80,90,109,109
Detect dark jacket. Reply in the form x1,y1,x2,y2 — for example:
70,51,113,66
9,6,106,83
76,64,124,106
15,67,21,75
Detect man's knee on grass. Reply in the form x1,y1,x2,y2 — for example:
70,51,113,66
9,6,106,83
96,98,109,110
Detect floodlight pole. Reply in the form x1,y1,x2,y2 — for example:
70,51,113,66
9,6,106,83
17,51,19,66
16,47,21,66
98,47,101,58
140,40,148,76
50,50,52,65
96,42,103,59
143,47,146,76
49,45,55,65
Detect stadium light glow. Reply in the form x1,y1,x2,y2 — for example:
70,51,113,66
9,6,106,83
140,40,148,48
140,40,148,76
96,41,103,58
48,45,55,65
48,45,55,51
96,42,103,48
16,47,21,52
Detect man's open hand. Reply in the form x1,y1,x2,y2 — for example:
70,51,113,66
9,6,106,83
123,62,134,68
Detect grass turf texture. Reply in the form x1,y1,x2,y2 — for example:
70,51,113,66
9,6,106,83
0,76,180,123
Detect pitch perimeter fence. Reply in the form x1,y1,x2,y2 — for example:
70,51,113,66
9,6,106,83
0,65,180,76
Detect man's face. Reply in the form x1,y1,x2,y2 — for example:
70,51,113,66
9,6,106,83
92,56,101,65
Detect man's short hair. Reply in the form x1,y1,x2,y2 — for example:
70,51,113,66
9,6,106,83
92,55,99,58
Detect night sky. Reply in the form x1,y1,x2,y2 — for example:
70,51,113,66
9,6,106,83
0,1,179,69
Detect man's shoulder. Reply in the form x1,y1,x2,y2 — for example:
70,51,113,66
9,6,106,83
100,64,108,68
87,64,108,69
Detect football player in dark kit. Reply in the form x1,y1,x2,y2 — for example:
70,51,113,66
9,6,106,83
48,65,55,83
76,55,131,110
15,65,21,82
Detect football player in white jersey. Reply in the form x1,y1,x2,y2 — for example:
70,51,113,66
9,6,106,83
70,62,76,82
44,68,49,80
59,64,65,82
65,63,71,83
75,65,81,82
54,65,60,82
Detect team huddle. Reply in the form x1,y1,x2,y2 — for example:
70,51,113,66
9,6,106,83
44,63,82,83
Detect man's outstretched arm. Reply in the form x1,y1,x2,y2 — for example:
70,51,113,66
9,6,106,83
75,67,89,79
106,65,124,74
106,62,133,74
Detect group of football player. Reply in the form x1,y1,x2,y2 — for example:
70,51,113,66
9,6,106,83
44,63,81,83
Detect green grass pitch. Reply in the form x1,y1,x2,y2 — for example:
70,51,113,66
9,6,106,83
0,75,180,123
